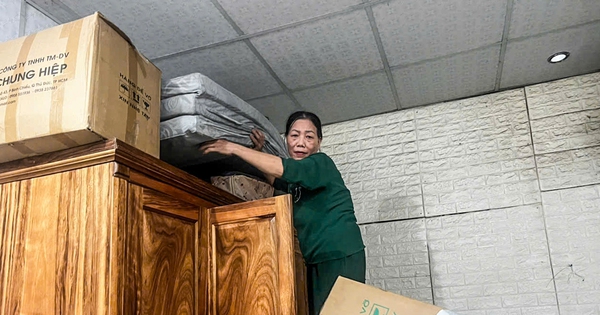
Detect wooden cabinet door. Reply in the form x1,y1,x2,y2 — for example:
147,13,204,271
0,164,115,314
202,195,296,315
126,185,200,315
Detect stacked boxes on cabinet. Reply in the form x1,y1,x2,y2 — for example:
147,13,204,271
0,12,161,163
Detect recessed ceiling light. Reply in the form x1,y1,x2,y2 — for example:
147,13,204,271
547,52,570,63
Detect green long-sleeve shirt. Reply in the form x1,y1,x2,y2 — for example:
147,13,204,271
275,152,365,264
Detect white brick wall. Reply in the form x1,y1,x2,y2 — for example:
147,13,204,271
360,219,433,303
528,73,600,191
416,89,541,216
526,73,600,121
321,72,600,314
322,110,421,223
542,185,600,315
536,146,600,191
426,205,558,314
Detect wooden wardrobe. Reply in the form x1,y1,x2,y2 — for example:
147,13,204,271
0,139,307,315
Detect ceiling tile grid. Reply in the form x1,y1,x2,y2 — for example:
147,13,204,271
509,0,600,39
392,45,501,108
372,0,507,66
247,94,300,133
250,9,383,90
154,41,283,100
22,0,600,127
501,21,600,89
217,0,362,34
24,4,58,36
25,0,80,23
58,0,239,59
294,72,396,125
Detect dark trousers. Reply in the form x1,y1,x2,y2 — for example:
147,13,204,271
306,249,366,315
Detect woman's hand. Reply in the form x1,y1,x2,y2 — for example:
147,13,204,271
199,137,284,180
250,128,265,151
199,139,236,156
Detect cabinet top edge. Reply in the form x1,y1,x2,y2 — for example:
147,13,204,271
0,139,243,206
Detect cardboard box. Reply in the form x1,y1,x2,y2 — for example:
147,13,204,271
0,12,161,163
321,277,458,315
211,174,274,201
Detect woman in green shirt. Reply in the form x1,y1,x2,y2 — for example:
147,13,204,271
200,111,365,315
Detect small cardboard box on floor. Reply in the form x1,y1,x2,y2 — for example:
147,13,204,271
321,277,458,315
0,12,161,163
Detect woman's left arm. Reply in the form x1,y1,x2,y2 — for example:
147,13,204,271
199,140,284,179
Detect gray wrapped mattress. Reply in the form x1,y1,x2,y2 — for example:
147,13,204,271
160,73,288,167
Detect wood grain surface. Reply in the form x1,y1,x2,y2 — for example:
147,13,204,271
0,165,203,314
0,181,24,314
206,195,296,315
0,139,243,206
110,177,129,315
142,190,196,314
124,185,200,315
0,163,113,314
0,141,304,315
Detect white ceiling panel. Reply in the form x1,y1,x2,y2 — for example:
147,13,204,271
0,0,21,42
393,45,500,108
510,0,600,39
248,94,300,133
373,0,507,66
250,10,382,90
294,72,396,125
25,4,58,36
154,42,282,100
501,22,600,89
21,0,600,129
27,0,79,23
217,0,361,34
57,0,239,59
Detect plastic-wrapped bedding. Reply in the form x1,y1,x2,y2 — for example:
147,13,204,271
159,73,289,167
161,72,263,121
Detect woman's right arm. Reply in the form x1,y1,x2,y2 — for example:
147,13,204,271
199,139,284,181
247,129,333,190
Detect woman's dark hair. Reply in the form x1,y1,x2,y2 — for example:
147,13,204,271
285,111,323,139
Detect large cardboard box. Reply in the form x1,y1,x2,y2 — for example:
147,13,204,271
321,277,458,315
0,12,161,163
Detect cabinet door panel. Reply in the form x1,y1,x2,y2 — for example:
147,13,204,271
204,195,295,315
128,185,199,315
141,210,195,314
0,164,113,314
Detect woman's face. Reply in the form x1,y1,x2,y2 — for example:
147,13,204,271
286,119,321,160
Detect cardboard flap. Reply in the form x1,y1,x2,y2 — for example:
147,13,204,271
94,12,156,67
320,277,443,315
